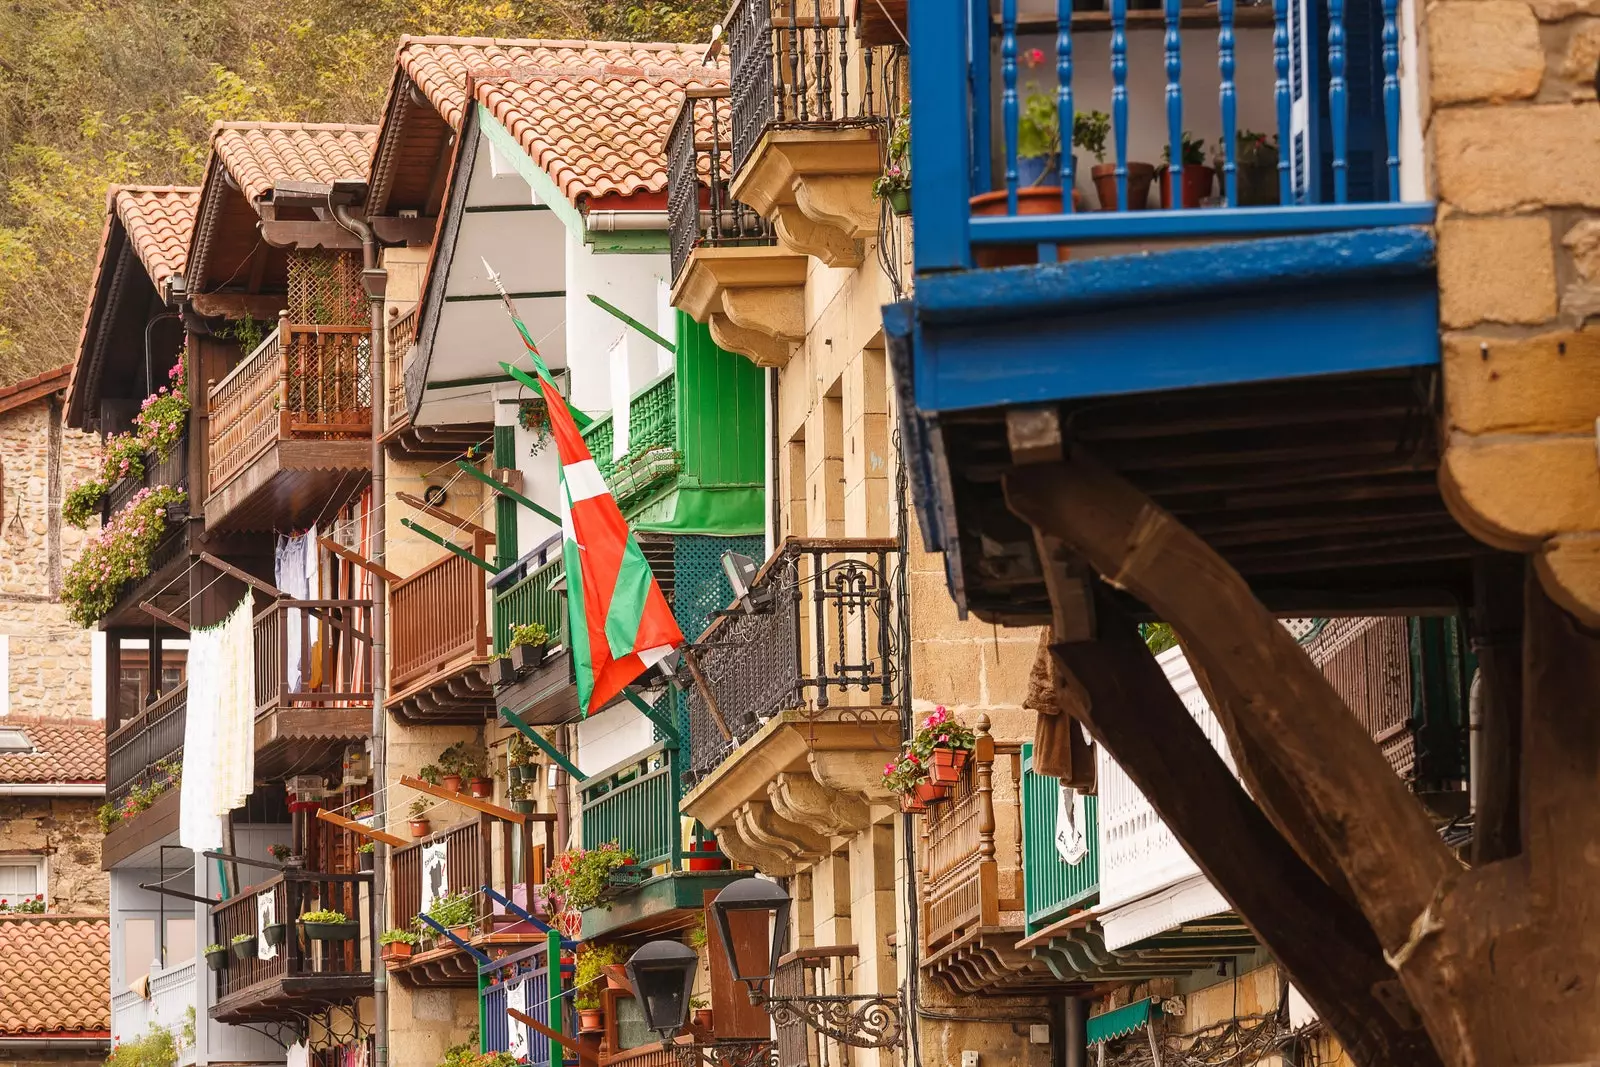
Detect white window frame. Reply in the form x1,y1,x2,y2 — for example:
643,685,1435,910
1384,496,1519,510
0,856,47,906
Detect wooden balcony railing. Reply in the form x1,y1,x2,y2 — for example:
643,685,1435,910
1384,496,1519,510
386,304,419,434
253,599,374,714
683,538,902,785
390,819,489,935
211,869,374,1003
207,321,371,494
390,545,490,693
579,743,724,873
920,718,1024,954
106,682,187,804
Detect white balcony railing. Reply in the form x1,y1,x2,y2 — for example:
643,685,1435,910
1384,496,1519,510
1095,645,1235,951
111,961,196,1056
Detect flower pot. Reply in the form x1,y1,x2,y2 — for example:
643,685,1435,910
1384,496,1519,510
263,923,287,948
692,1009,714,1032
913,781,948,807
513,763,533,783
900,792,928,814
491,658,517,686
968,187,1069,268
928,748,970,785
510,643,549,672
206,947,230,971
888,188,911,216
381,942,414,963
687,837,727,872
1159,164,1216,209
451,925,475,944
232,937,258,960
410,819,430,838
511,798,535,814
578,1009,605,1033
440,774,463,793
302,921,360,942
359,852,374,872
1090,162,1156,211
1237,162,1280,206
468,778,493,799
604,964,631,991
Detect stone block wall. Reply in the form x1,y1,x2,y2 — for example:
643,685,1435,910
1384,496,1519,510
0,796,106,913
1429,0,1600,621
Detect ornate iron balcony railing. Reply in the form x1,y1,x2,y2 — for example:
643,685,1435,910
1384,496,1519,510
667,90,777,285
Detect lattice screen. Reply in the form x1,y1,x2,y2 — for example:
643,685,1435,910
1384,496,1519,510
666,534,765,751
288,250,366,325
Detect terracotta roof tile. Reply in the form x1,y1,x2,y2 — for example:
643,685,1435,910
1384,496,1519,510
396,37,722,203
0,365,69,414
210,122,379,202
0,915,110,1037
0,717,106,785
110,187,199,291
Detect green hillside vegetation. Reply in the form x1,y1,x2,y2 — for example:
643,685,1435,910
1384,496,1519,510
0,0,719,385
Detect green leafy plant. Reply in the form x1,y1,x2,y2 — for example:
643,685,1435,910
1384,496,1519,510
1141,622,1178,654
1232,129,1279,167
204,944,225,954
508,622,549,650
380,928,419,946
357,841,376,854
689,996,708,1010
688,916,708,949
418,764,442,786
300,909,349,924
217,316,270,355
62,485,187,625
409,797,431,820
438,741,486,779
518,397,553,456
574,943,627,1010
267,844,291,862
107,1023,179,1067
97,801,122,833
230,932,254,945
874,104,911,199
1073,111,1111,163
1162,131,1207,167
182,1006,196,1051
100,759,182,833
508,733,533,767
910,705,976,758
440,1043,516,1067
426,891,476,929
544,842,636,913
0,893,46,913
1018,48,1061,161
881,747,928,795
62,354,189,529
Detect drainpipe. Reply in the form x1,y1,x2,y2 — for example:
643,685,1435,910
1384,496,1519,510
144,310,181,398
334,200,389,1067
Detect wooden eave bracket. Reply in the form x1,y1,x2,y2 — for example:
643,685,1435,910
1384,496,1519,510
318,535,403,585
139,601,192,633
316,808,409,848
397,491,495,543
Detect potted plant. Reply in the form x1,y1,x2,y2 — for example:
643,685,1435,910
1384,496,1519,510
508,735,534,782
543,842,636,914
1077,110,1155,211
427,891,477,943
409,797,431,837
913,705,977,785
205,943,229,971
586,943,630,991
418,764,442,787
507,779,535,815
508,622,551,672
263,920,287,947
491,653,517,686
687,832,727,872
267,843,291,863
883,748,936,813
1159,131,1215,209
230,931,258,960
873,104,912,216
357,840,376,871
437,743,468,793
300,908,359,941
690,996,714,1033
574,945,620,1031
1233,129,1280,206
380,928,418,963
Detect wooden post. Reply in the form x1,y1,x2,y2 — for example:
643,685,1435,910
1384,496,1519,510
1470,554,1523,864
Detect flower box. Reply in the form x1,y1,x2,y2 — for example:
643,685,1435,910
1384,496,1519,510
301,921,360,942
928,748,969,785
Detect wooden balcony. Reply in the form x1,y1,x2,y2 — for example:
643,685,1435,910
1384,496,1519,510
98,433,192,628
205,321,371,533
252,598,374,779
480,940,566,1064
106,682,187,806
388,813,555,987
209,869,375,1024
389,542,496,725
381,304,492,458
490,544,578,725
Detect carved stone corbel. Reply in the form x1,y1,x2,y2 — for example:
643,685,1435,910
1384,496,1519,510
768,772,870,836
807,750,899,804
734,801,831,867
712,819,798,876
730,127,882,264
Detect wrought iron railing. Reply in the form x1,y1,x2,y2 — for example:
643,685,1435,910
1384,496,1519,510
390,544,491,693
1020,745,1098,935
684,538,901,784
727,0,895,175
104,433,189,524
253,599,374,714
667,90,777,285
579,742,724,873
106,682,187,805
211,869,374,1002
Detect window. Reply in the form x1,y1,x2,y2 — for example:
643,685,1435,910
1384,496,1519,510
0,858,44,902
0,725,30,753
164,917,196,968
122,917,156,989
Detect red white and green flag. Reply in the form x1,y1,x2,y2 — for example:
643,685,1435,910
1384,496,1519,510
491,285,682,716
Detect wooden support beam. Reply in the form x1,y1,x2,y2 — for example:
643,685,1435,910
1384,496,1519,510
508,1007,593,1065
397,491,496,542
500,707,588,780
621,687,681,745
680,648,731,741
198,552,283,598
1003,455,1457,955
454,461,560,525
138,601,191,633
318,535,404,585
400,519,498,574
399,775,527,824
1470,554,1523,865
1048,591,1441,1067
315,808,409,848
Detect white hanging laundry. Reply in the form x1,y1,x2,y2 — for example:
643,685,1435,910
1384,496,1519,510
286,1042,311,1067
508,977,531,1061
210,595,257,820
179,604,230,851
1055,786,1090,866
305,523,322,690
257,889,278,961
276,531,311,691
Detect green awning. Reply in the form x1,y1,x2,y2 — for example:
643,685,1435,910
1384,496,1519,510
1087,998,1161,1046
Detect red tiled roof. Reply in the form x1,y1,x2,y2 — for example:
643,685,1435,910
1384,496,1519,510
0,717,105,785
0,365,69,415
210,121,379,203
396,37,722,204
0,915,110,1038
110,187,199,291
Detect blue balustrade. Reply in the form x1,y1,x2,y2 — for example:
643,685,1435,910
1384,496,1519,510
906,0,1427,272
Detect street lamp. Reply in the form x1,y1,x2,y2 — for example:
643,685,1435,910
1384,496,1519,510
708,878,791,1003
626,940,698,1042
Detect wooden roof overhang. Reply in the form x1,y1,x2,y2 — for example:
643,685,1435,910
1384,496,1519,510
369,67,458,220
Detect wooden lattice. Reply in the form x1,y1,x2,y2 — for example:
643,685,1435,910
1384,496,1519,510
288,250,366,326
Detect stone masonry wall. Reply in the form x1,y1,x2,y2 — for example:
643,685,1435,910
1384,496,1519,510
0,795,106,912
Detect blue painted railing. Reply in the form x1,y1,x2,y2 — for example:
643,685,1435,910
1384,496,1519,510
909,0,1427,270
480,933,565,1067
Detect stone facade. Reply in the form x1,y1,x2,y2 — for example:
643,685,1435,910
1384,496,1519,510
1429,0,1600,622
0,796,105,913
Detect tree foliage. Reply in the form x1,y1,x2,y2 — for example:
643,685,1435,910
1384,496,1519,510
0,0,720,384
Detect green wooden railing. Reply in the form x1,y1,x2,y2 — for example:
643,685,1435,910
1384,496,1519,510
578,740,721,873
493,552,566,656
579,373,679,507
1021,743,1099,934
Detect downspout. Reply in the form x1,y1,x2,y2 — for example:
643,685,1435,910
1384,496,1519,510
145,311,181,399
334,200,389,1067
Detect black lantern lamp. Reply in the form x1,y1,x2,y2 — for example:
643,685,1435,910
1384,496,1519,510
709,877,791,1004
627,940,699,1043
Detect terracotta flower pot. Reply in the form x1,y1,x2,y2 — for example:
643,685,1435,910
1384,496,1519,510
928,748,970,785
1159,164,1216,209
1091,162,1156,211
381,942,414,963
409,819,430,838
440,774,463,793
914,781,948,807
604,963,631,991
900,792,928,814
578,1008,604,1033
693,1009,715,1031
967,187,1071,268
468,778,493,798
451,925,474,944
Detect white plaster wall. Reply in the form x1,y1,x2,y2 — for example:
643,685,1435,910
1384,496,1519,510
574,701,655,781
562,235,673,426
